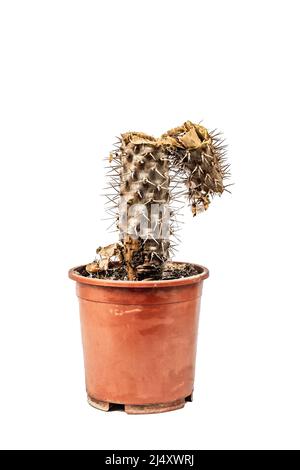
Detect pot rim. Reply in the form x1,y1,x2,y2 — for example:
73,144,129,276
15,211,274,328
68,261,209,288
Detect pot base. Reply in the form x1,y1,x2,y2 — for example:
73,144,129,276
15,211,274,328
87,394,193,415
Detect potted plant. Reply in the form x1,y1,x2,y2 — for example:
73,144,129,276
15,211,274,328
69,120,230,414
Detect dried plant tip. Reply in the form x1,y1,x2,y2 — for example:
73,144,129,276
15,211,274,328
161,120,230,215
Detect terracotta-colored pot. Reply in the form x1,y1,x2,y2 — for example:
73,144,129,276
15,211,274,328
69,262,209,414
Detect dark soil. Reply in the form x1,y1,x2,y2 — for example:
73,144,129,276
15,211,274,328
76,262,201,281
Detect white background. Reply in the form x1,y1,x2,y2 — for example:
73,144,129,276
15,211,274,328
0,0,299,450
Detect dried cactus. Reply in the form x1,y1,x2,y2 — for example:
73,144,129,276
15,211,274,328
98,121,230,281
161,121,230,215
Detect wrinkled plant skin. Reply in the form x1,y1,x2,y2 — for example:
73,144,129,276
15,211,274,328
87,121,230,280
118,132,170,280
162,121,229,215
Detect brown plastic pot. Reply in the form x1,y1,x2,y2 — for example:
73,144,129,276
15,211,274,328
69,262,209,414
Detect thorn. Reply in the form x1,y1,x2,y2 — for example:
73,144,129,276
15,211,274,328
152,252,164,262
171,233,181,243
142,236,149,246
104,165,121,170
109,175,120,183
106,219,117,231
155,168,166,179
149,234,159,244
104,184,119,193
102,193,119,197
105,195,119,205
141,212,150,222
170,180,182,191
105,209,118,216
171,190,187,198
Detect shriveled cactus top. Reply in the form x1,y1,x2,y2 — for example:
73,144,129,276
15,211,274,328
86,121,230,280
161,121,228,215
